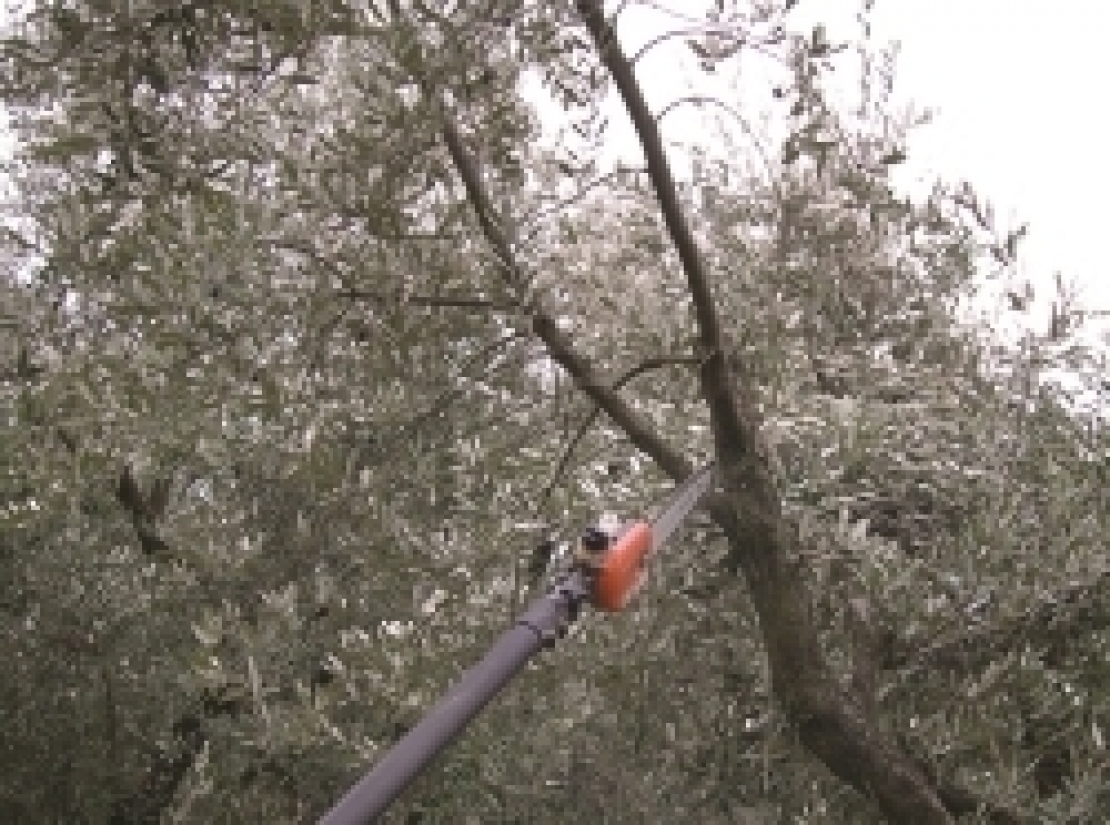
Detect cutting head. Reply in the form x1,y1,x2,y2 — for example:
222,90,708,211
590,463,715,612
647,462,715,553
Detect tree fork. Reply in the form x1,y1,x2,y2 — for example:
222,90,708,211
573,1,995,821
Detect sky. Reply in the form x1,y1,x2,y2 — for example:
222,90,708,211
867,1,1109,333
529,0,1108,355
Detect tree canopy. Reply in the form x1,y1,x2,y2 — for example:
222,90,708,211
1,1,1106,823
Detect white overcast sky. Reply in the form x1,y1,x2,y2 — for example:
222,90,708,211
868,1,1108,327
564,0,1108,348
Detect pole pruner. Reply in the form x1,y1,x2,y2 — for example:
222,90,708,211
574,460,715,611
319,462,715,824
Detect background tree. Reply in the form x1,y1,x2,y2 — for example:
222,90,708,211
1,1,1106,822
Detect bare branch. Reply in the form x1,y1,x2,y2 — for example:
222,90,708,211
654,94,775,184
630,25,785,67
575,0,753,470
538,354,704,507
434,97,691,482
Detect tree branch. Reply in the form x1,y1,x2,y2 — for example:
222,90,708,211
574,2,995,822
384,0,689,484
115,463,174,561
380,1,1025,820
575,0,753,474
538,354,703,507
434,96,691,482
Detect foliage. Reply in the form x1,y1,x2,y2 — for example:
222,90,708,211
1,1,1106,823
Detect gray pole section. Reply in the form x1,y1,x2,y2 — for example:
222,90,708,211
318,576,586,824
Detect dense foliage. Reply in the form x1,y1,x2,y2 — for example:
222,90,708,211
1,1,1106,822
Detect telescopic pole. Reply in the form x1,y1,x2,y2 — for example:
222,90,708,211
317,574,589,824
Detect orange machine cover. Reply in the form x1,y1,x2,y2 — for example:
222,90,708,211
593,521,653,612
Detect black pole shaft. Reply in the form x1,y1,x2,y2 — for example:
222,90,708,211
318,583,581,824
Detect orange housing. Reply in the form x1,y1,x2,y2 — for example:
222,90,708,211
592,521,653,612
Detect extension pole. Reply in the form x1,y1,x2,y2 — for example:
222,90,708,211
318,576,586,824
